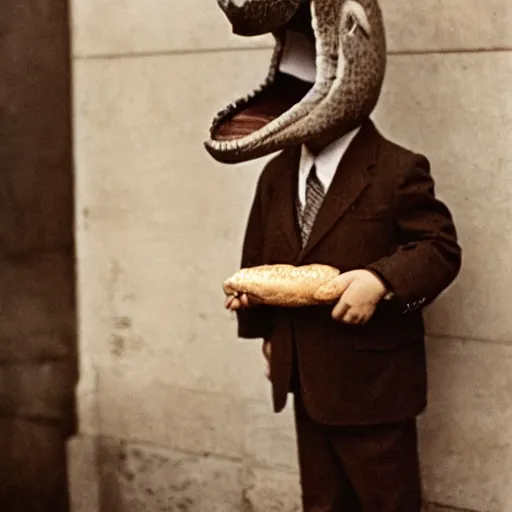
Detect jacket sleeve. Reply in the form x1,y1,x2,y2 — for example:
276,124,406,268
367,155,462,315
236,171,276,339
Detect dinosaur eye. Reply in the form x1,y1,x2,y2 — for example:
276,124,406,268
342,1,371,38
345,14,364,37
345,13,356,32
349,18,359,36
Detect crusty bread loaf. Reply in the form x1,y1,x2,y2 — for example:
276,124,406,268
223,264,340,307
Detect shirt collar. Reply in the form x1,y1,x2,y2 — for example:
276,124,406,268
299,126,361,190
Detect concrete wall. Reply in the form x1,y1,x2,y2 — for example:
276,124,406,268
69,1,512,511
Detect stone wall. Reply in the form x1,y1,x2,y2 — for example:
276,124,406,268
69,1,512,511
0,1,75,510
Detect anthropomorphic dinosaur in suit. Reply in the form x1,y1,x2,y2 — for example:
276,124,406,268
205,2,461,509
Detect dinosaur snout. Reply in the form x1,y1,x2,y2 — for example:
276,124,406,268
217,0,301,36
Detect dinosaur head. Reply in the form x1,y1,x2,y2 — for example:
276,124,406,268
205,0,387,164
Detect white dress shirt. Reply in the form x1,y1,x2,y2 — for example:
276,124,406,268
298,127,361,208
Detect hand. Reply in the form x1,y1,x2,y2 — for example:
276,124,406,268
225,293,250,310
262,340,271,380
329,270,387,325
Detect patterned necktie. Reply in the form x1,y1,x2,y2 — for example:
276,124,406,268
300,165,325,246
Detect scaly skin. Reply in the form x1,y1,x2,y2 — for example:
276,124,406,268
217,0,301,35
206,0,386,164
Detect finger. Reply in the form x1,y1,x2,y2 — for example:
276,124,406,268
240,294,250,308
332,299,350,321
359,313,371,325
342,310,362,324
227,298,242,311
361,306,377,324
225,295,236,309
314,273,353,302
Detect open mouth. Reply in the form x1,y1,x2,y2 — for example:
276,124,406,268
205,0,384,164
211,72,314,142
206,1,319,162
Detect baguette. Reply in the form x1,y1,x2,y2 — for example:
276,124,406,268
223,264,341,307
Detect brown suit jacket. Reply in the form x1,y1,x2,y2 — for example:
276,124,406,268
237,120,461,426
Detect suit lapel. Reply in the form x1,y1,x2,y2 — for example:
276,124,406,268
274,147,302,258
298,120,379,262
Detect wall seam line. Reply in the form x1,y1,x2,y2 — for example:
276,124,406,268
390,46,512,56
426,333,512,346
72,46,512,61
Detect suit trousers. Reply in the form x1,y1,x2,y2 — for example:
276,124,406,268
293,392,422,512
